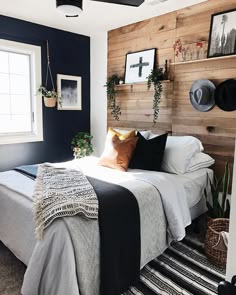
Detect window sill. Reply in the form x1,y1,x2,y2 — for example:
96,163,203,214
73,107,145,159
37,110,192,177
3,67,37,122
0,133,44,145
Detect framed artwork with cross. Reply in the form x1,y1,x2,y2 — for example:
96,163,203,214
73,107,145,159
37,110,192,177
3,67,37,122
124,48,156,84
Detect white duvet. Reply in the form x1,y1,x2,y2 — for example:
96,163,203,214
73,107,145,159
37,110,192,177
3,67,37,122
0,157,192,295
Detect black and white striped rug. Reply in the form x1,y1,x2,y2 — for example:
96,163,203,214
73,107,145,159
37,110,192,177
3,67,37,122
124,235,226,295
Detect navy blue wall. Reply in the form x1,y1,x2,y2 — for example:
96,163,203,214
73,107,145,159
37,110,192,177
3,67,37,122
0,15,90,171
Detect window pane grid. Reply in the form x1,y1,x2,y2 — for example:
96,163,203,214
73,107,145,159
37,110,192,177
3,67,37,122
0,49,32,134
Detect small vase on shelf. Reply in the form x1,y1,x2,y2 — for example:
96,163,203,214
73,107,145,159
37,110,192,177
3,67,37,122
199,47,205,59
185,47,191,61
192,47,198,60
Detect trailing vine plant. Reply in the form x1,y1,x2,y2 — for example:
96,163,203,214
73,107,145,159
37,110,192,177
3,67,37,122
106,74,121,121
147,68,164,125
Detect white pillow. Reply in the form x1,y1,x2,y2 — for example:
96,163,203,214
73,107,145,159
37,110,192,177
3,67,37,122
160,135,204,174
148,132,160,140
138,130,151,139
187,152,215,172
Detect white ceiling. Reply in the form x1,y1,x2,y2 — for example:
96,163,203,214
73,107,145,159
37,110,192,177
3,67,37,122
0,0,207,37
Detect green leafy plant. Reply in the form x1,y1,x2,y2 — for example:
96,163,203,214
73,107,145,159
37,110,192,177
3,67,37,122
106,74,121,121
71,132,93,159
204,162,231,219
147,68,164,125
37,86,62,107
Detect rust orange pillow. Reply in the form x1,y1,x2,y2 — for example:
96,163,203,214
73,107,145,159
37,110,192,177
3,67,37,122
98,134,138,171
108,128,135,140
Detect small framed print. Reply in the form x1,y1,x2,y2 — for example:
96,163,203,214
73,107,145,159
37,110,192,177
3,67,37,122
207,9,236,58
57,74,82,110
124,48,156,84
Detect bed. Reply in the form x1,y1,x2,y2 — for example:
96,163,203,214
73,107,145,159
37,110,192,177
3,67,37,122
0,156,212,295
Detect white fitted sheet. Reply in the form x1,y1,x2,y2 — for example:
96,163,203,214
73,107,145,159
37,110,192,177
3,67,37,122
175,168,213,209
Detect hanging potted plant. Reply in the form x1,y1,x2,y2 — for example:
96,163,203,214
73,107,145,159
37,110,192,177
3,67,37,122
37,40,61,108
204,162,231,268
106,74,121,121
147,67,164,125
37,86,61,108
71,132,94,159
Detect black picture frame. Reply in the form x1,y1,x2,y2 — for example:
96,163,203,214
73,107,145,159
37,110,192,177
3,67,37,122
124,48,156,84
207,8,236,58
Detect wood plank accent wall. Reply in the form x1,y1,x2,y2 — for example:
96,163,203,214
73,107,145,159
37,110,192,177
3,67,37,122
107,0,236,178
108,81,173,133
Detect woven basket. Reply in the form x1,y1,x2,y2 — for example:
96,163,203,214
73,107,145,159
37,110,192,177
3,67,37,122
44,96,57,108
205,218,229,268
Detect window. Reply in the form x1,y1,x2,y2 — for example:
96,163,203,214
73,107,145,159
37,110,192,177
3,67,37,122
0,39,43,144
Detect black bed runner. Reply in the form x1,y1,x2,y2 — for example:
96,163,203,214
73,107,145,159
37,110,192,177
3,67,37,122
88,176,140,294
14,165,141,295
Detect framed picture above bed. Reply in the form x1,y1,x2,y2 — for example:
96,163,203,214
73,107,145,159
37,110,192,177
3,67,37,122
124,48,156,84
207,9,236,58
57,74,82,110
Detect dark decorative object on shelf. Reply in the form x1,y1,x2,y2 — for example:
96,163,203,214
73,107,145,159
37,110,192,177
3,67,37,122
147,67,164,125
163,59,169,80
207,8,236,58
106,74,121,121
71,132,93,158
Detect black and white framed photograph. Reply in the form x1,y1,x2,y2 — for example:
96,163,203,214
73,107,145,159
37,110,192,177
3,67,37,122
207,9,236,58
124,48,156,84
57,74,82,110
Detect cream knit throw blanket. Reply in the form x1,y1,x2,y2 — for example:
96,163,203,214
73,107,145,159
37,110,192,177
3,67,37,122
33,164,98,239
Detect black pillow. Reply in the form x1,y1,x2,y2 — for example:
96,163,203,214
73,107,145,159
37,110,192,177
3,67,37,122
129,132,168,171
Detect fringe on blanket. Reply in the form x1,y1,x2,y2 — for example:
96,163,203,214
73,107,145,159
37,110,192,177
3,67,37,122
33,164,98,239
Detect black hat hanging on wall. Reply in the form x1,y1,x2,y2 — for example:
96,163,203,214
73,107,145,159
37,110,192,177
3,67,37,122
189,79,216,112
215,79,236,111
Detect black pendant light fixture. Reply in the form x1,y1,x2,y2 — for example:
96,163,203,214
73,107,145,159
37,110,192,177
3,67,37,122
56,0,144,17
91,0,144,6
56,0,83,17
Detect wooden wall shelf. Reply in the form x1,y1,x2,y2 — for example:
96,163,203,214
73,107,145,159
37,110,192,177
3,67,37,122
171,54,236,65
115,80,171,87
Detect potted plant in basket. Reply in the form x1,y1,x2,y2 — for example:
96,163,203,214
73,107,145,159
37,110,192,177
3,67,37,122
71,132,93,159
37,86,61,108
204,162,231,268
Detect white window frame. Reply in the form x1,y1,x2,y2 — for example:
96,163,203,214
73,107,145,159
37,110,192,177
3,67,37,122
0,39,43,145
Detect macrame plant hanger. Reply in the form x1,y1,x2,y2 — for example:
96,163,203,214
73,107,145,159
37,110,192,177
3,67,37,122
43,40,57,107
